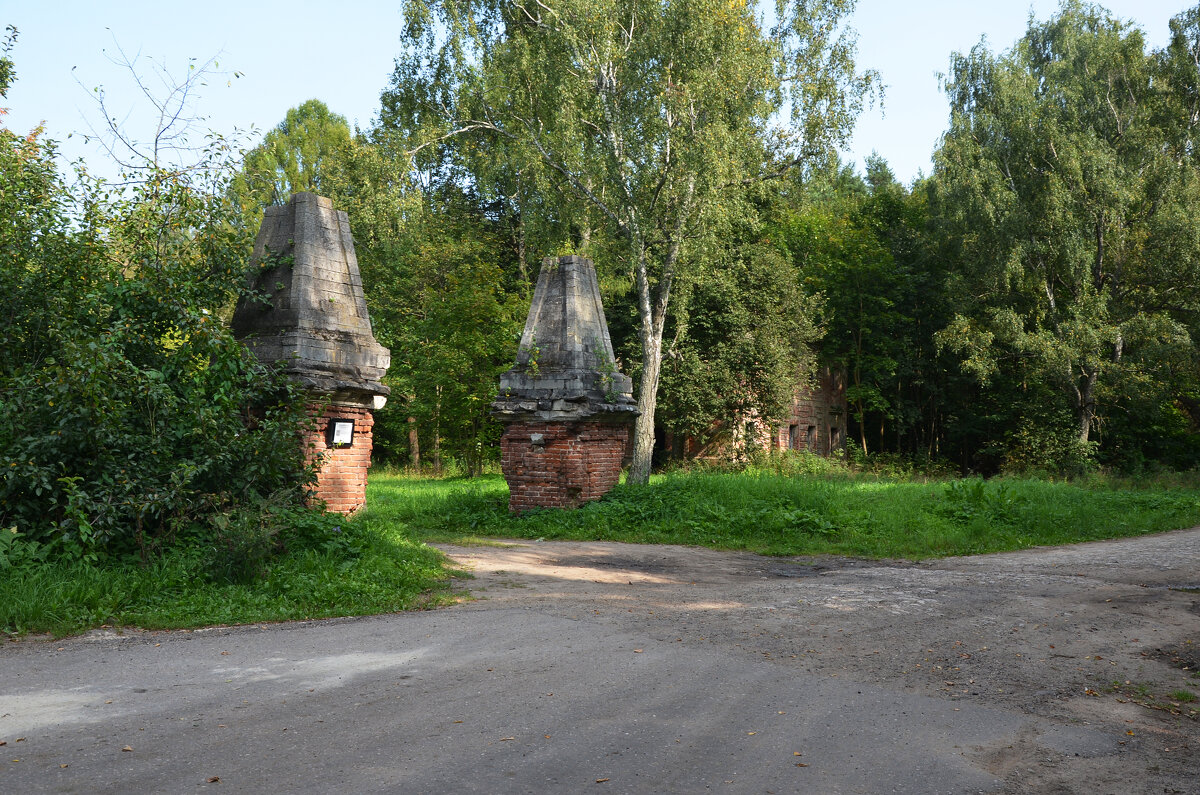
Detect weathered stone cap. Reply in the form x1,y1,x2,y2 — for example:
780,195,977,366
493,255,637,423
231,193,389,399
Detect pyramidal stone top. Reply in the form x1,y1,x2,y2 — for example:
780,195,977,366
231,193,389,403
493,255,637,423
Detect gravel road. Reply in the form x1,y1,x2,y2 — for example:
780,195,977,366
3,528,1197,794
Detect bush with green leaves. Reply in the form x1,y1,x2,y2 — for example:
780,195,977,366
0,53,317,564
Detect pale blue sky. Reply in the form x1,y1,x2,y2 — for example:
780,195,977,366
2,1,1192,186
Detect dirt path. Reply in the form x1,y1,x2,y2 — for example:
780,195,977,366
439,528,1200,794
3,530,1196,794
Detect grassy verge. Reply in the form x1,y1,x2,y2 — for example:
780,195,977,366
1,520,456,638
367,469,1200,558
8,467,1199,638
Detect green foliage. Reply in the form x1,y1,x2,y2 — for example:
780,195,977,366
932,1,1200,455
0,25,15,98
770,156,983,466
232,5,1200,480
655,233,822,452
357,187,526,475
385,0,877,483
228,99,354,222
941,478,1021,525
0,513,455,636
200,492,354,584
0,62,316,563
1000,414,1097,477
228,101,529,476
0,525,49,570
369,471,1200,559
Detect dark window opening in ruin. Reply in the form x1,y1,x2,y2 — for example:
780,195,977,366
807,426,817,452
788,423,799,449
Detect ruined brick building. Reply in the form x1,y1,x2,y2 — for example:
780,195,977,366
769,366,847,456
660,365,848,461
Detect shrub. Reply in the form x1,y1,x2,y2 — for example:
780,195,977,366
1000,415,1097,478
0,60,317,563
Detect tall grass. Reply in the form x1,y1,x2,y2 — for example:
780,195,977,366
1,522,455,637
369,469,1200,559
8,466,1198,638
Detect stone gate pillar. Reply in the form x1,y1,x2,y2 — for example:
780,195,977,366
492,255,638,512
231,192,390,514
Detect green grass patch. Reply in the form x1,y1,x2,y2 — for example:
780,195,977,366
365,470,1200,559
8,467,1198,638
1,514,457,638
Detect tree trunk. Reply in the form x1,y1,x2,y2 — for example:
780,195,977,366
432,386,442,475
628,319,664,485
857,399,868,456
1076,336,1122,446
407,416,420,469
1075,367,1098,445
627,238,675,485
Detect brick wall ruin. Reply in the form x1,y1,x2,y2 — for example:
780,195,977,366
494,256,637,512
303,403,376,514
771,367,847,455
232,193,389,515
662,366,847,461
500,422,630,513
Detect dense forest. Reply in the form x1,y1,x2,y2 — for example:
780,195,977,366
228,0,1200,478
3,1,1200,563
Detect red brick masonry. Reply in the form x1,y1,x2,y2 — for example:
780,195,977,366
500,421,629,512
303,403,375,514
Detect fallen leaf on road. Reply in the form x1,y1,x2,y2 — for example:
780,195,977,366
60,764,68,768
206,776,220,783
122,746,133,752
500,737,515,741
795,762,809,767
633,649,643,653
794,752,802,756
596,778,609,783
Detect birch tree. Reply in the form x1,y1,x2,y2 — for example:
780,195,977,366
933,1,1200,448
382,0,875,482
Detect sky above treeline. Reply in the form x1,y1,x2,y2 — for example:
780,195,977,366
2,1,1192,186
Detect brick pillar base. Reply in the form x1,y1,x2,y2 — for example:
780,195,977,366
500,421,629,512
303,402,376,514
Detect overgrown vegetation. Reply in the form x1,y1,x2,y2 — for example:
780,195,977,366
362,464,1200,559
6,462,1198,637
0,513,455,637
219,2,1200,478
5,3,1200,638
0,34,321,568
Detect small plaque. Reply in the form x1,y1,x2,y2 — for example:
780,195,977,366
327,418,354,448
